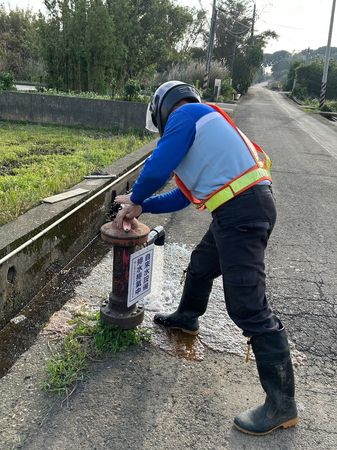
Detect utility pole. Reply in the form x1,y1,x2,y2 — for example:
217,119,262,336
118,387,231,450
231,34,238,82
203,0,217,91
250,1,256,40
319,0,336,108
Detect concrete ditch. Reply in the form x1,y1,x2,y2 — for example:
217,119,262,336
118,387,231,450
0,140,157,329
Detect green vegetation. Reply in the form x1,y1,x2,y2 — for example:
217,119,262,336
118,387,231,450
0,72,15,91
264,47,337,85
38,0,193,93
43,312,150,396
0,1,276,99
32,88,151,103
265,49,337,112
0,6,43,82
286,60,337,101
0,122,149,225
157,60,234,101
213,1,277,94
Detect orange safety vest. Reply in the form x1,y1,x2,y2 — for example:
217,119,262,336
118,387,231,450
175,103,272,212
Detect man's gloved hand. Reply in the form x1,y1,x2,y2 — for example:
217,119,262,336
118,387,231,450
114,193,142,229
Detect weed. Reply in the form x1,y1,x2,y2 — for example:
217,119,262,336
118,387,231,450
93,320,151,353
44,335,89,395
34,88,150,103
43,312,150,396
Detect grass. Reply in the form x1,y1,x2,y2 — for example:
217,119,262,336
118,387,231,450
0,121,150,225
32,88,151,104
298,97,337,112
43,311,151,397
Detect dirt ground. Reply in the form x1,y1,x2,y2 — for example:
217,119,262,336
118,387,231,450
0,330,336,450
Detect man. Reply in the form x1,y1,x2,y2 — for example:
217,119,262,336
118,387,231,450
115,81,298,435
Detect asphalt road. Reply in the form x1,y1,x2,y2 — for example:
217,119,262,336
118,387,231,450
151,85,337,366
1,86,337,450
238,86,337,363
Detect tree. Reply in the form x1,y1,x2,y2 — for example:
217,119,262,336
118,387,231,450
285,60,302,91
86,0,116,92
214,0,276,93
40,0,119,92
107,0,194,79
263,50,292,82
234,44,263,93
39,0,195,92
290,60,337,100
0,6,44,81
214,0,251,68
177,6,208,61
266,47,337,85
264,50,310,84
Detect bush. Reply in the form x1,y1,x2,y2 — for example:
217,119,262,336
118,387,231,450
292,85,308,101
327,100,337,111
0,72,15,91
123,79,141,101
287,60,337,100
285,61,302,91
221,78,235,100
296,62,323,97
156,60,231,100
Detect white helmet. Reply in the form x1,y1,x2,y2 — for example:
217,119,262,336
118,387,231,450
146,80,201,136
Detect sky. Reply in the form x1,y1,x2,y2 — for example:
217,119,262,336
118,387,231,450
4,0,337,54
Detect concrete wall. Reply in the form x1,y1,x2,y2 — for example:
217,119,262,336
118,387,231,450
0,92,147,131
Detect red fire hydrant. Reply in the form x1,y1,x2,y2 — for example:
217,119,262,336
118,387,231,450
100,218,151,329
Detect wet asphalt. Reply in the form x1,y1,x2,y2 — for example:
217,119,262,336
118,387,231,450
1,86,337,449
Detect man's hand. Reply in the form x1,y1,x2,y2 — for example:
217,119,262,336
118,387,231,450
115,204,143,229
114,193,142,230
115,193,133,205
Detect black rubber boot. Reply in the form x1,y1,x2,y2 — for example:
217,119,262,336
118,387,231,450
234,327,299,435
153,269,212,335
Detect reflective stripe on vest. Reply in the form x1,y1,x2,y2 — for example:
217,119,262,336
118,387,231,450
204,167,270,212
174,104,272,212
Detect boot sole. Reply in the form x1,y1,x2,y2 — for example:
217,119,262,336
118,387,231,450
154,322,199,336
170,326,199,336
234,417,299,436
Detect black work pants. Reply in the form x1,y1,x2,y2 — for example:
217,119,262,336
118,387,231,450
189,185,279,336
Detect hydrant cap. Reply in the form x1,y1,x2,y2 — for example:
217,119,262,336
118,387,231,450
101,219,150,246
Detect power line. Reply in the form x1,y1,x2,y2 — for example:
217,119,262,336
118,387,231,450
259,18,310,31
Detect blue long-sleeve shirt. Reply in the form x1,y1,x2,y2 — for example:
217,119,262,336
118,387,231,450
130,102,269,214
130,104,199,213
